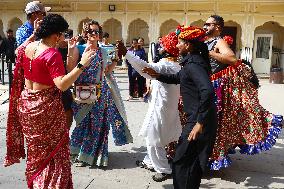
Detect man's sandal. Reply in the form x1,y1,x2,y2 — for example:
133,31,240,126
135,160,155,172
152,173,172,182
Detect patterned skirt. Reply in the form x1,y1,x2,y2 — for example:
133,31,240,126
166,61,283,170
18,87,72,189
209,61,282,170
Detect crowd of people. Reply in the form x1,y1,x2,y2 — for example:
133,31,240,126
3,1,283,189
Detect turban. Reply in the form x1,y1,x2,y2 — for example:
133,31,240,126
160,32,179,57
176,25,205,41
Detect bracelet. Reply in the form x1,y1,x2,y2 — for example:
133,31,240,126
76,62,85,71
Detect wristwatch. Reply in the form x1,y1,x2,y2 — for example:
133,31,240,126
77,62,85,71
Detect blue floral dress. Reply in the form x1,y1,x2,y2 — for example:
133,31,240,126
70,44,132,166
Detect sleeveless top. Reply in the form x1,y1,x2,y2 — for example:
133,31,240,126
205,36,228,74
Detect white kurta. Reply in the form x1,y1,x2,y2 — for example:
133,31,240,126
125,51,182,147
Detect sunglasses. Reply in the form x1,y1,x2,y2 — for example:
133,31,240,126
34,11,46,17
87,29,100,35
203,23,219,27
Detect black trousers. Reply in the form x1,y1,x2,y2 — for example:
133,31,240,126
129,75,145,98
172,138,210,189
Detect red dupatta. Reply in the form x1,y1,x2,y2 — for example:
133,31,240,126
4,45,26,166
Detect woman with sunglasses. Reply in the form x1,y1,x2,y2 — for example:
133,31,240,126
67,20,133,167
5,14,95,189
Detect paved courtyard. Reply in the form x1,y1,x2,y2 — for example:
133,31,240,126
0,70,283,189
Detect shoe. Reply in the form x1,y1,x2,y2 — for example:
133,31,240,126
136,160,155,172
152,173,172,182
74,162,88,167
139,97,144,101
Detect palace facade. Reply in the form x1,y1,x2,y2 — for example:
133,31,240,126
0,0,284,74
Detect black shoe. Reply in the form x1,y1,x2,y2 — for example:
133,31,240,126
152,173,172,182
135,160,155,172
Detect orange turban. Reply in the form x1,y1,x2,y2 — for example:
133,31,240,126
176,25,205,41
160,32,179,57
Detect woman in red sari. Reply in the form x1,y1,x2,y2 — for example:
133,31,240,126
4,14,95,189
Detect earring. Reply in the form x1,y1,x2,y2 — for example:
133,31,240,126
56,37,60,45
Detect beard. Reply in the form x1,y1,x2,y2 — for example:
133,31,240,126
205,29,214,36
179,51,188,57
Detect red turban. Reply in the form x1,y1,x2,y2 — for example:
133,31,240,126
160,32,179,57
176,25,205,41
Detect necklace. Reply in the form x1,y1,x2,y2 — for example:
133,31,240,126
29,41,41,72
41,39,56,48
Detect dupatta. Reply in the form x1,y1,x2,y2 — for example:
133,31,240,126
4,45,26,166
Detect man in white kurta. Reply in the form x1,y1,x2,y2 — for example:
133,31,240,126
124,32,182,181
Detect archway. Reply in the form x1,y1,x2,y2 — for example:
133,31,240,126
223,21,242,55
127,18,149,46
190,19,205,28
8,17,22,36
159,19,179,37
253,21,284,74
102,18,122,44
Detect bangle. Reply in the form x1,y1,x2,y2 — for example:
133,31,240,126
76,62,85,71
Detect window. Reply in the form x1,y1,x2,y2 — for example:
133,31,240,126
256,37,271,59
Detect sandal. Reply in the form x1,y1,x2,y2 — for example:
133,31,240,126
74,162,88,167
136,160,155,172
152,173,172,182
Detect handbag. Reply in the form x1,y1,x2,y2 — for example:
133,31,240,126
74,84,98,104
74,58,104,104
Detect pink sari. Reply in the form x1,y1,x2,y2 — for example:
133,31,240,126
4,45,73,189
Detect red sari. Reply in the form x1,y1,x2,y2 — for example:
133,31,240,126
4,45,73,189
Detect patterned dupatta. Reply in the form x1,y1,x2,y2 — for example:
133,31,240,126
4,45,26,166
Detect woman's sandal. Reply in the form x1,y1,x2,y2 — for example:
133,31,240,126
74,162,88,167
136,160,155,172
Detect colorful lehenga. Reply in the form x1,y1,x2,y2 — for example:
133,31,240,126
166,61,283,170
70,46,132,167
208,61,283,170
4,46,73,189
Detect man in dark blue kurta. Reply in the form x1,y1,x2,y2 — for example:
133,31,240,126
126,38,147,100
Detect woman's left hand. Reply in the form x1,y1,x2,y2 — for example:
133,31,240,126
188,122,203,142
